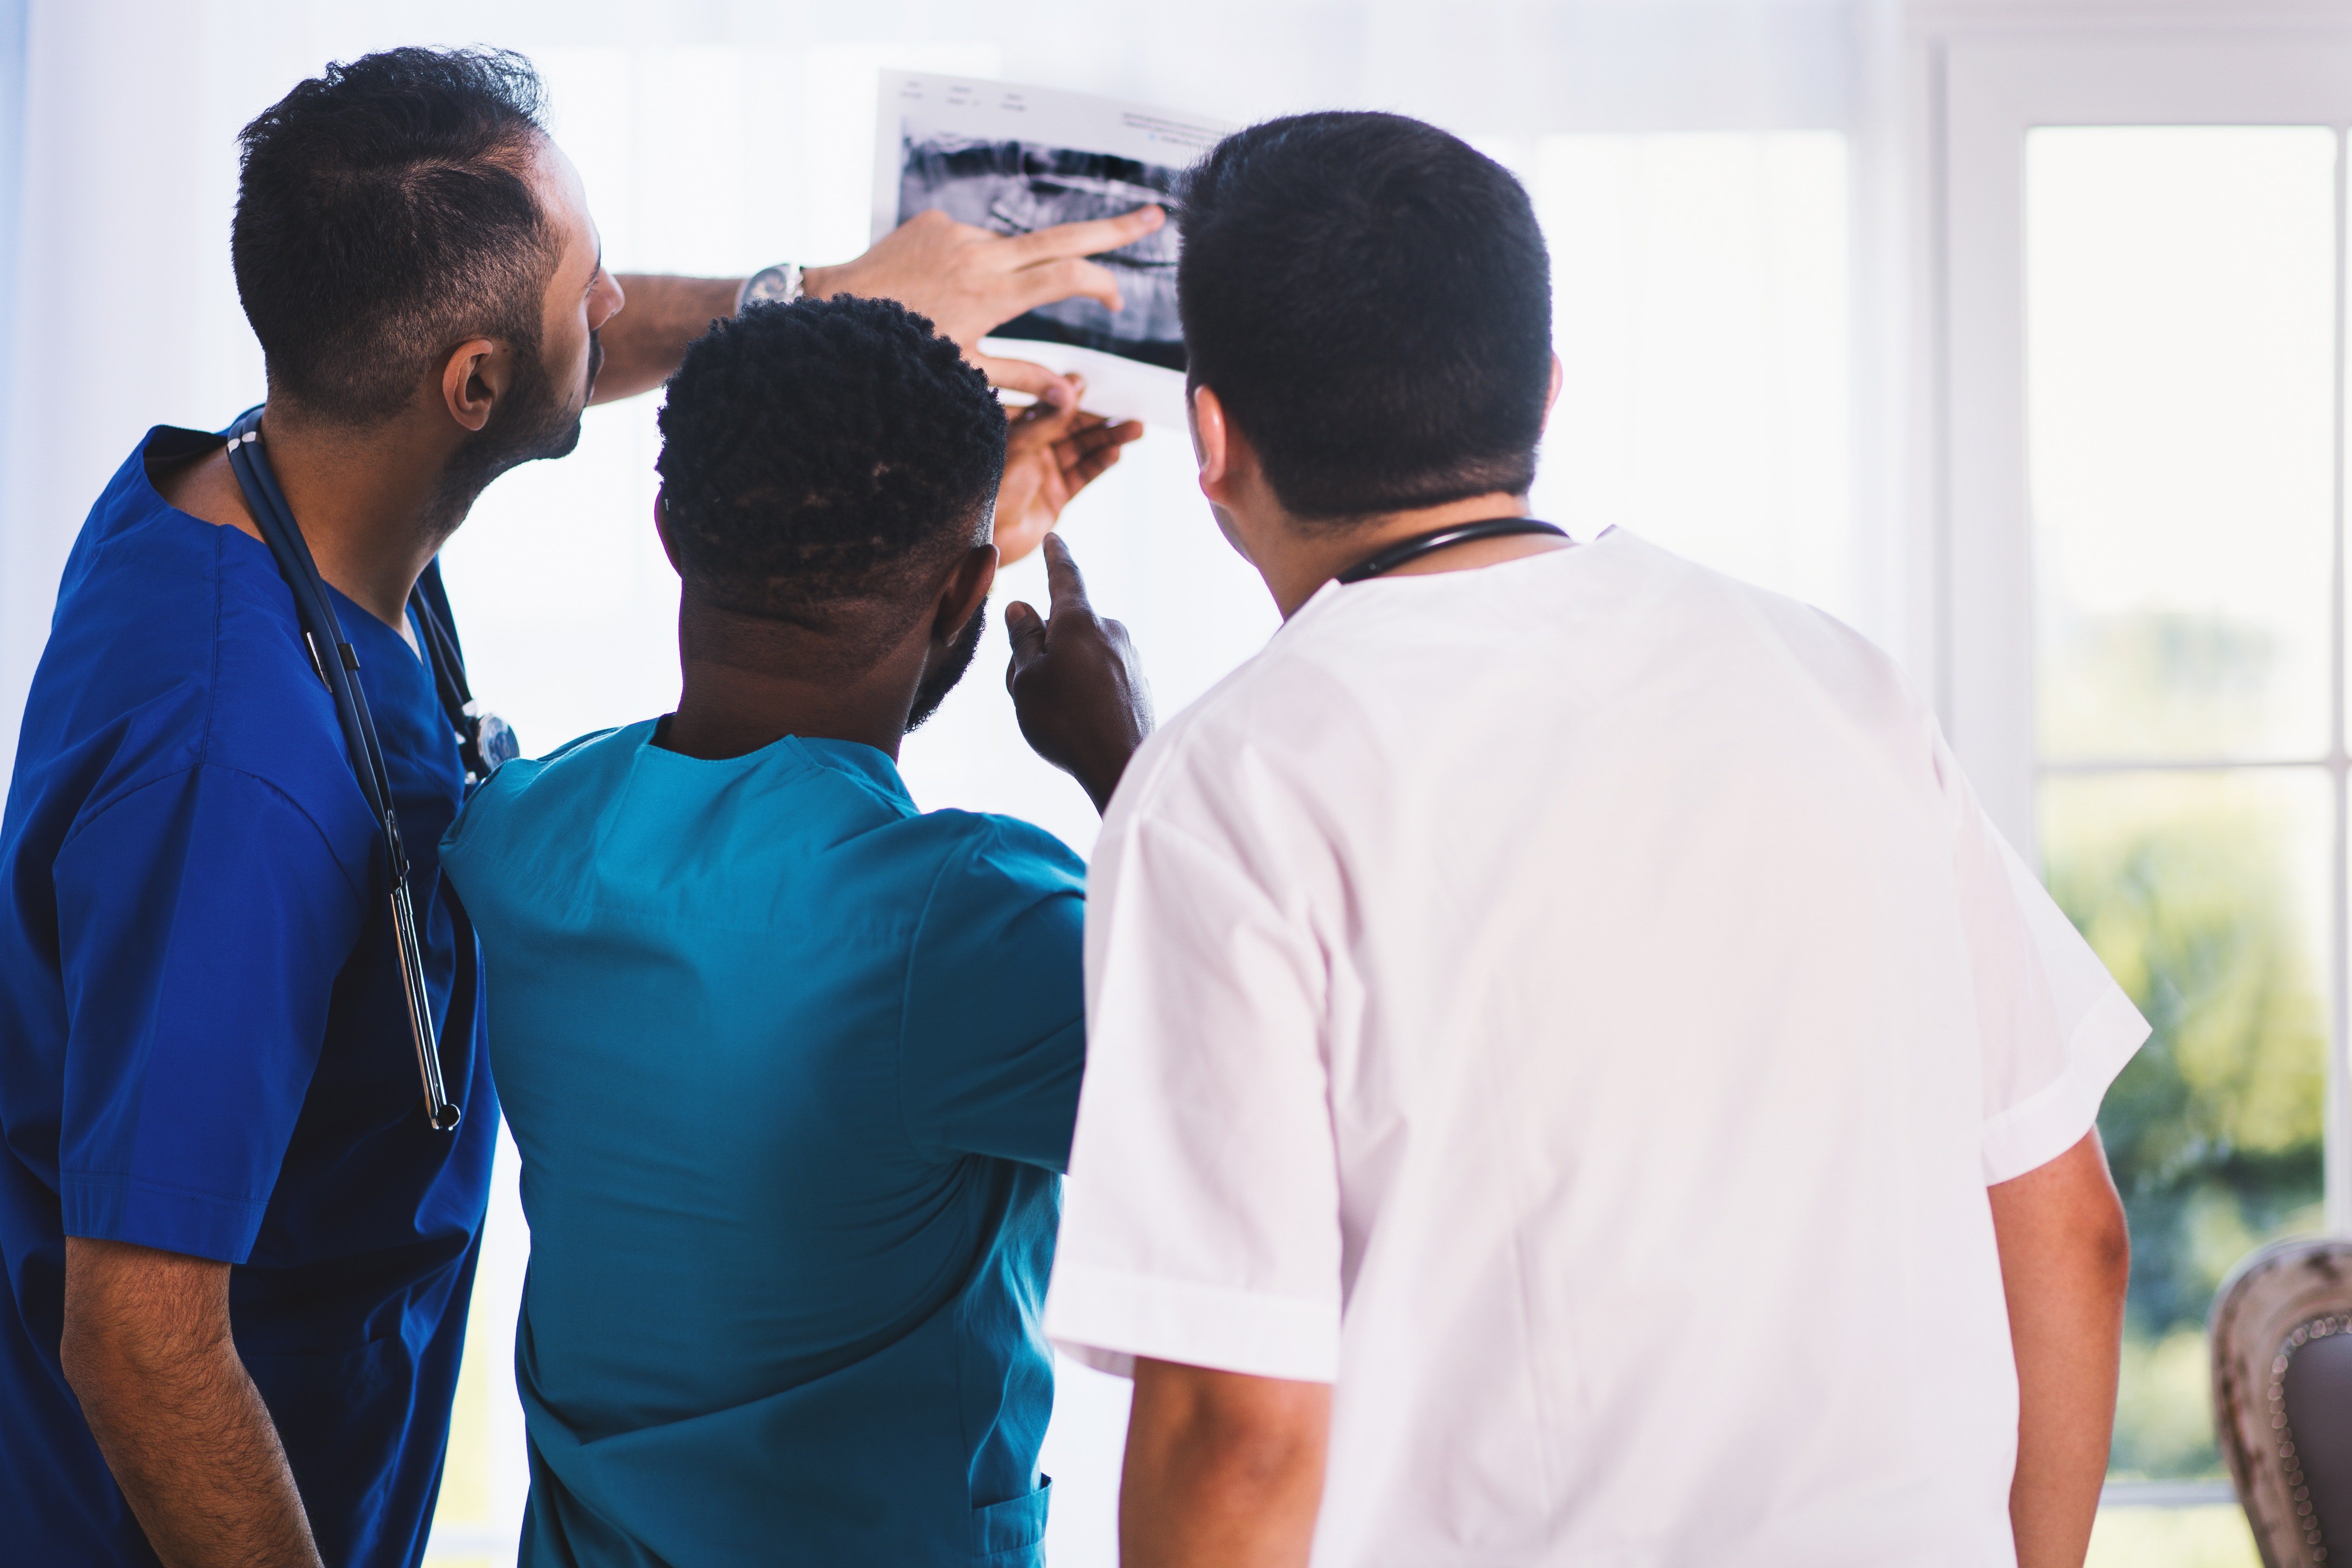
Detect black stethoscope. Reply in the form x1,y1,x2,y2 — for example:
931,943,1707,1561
1333,516,1570,584
223,406,517,1132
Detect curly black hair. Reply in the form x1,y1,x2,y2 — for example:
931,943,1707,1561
234,47,554,424
655,296,1007,640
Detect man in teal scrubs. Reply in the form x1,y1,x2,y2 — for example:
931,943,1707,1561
440,295,1150,1566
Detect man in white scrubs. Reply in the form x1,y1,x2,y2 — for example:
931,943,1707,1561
1043,112,2142,1568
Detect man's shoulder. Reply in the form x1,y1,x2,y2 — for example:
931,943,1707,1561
57,430,311,639
55,425,242,592
443,723,640,861
18,453,376,847
446,732,1083,931
1615,533,1933,753
899,809,1087,996
907,808,1086,905
1099,625,1364,846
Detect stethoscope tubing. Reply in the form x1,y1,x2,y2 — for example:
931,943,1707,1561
223,408,465,1133
1334,516,1571,585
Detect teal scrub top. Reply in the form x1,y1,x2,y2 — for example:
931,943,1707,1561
440,721,1087,1568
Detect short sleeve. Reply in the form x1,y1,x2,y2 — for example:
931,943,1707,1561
1940,732,2151,1185
898,819,1088,1172
1043,815,1342,1385
52,765,366,1261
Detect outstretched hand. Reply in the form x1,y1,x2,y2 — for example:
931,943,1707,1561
995,376,1144,564
812,206,1167,398
1006,534,1153,815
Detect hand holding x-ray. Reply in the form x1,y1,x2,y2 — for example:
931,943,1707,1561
814,205,1167,399
993,374,1144,564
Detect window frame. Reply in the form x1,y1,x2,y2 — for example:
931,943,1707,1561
1937,29,2352,1500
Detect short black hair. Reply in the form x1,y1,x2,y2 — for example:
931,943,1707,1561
233,48,555,424
1178,112,1553,523
656,296,1007,642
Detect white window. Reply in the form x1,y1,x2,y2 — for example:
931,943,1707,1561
1943,35,2352,1510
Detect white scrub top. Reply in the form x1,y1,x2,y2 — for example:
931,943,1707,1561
1044,530,2147,1568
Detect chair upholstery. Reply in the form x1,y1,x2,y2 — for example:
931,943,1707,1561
2212,1238,2352,1565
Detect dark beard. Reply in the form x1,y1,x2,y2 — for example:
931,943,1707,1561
905,602,987,733
423,328,600,536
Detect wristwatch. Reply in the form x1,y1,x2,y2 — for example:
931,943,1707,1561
736,262,805,314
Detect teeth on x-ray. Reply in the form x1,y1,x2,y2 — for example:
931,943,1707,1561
900,136,1188,372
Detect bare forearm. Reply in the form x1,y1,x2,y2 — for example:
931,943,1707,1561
591,273,743,404
1991,1132,2131,1568
591,200,1164,406
1122,1359,1331,1568
2007,1295,2123,1566
62,1239,320,1568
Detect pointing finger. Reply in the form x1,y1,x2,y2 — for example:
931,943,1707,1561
1043,532,1091,620
1000,205,1166,267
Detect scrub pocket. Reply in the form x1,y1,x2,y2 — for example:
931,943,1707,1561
974,1475,1051,1563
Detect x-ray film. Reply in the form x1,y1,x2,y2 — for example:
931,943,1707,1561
874,74,1233,427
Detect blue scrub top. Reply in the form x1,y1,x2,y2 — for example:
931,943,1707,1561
0,427,497,1567
441,720,1086,1568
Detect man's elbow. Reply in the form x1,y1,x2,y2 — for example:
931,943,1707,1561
1990,1130,2133,1311
58,1315,99,1399
1189,1401,1328,1500
1125,1359,1332,1568
2054,1136,2133,1301
1134,1358,1332,1478
58,1303,152,1416
60,1285,139,1400
2085,1188,2131,1300
59,1237,232,1405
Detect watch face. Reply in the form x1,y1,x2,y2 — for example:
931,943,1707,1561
744,265,801,306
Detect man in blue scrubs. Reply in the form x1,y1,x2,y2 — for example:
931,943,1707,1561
440,295,1149,1566
0,47,1153,1568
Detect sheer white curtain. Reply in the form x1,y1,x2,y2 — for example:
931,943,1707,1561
0,3,1903,1563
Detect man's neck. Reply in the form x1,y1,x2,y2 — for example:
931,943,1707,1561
262,407,473,630
1250,492,1559,619
661,597,921,763
152,402,471,638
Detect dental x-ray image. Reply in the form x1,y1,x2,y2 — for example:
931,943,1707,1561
898,136,1186,370
876,76,1230,424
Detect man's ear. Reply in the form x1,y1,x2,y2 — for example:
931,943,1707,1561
935,543,999,643
440,336,506,434
1190,383,1263,568
1191,383,1232,505
652,488,683,576
1541,353,1563,434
